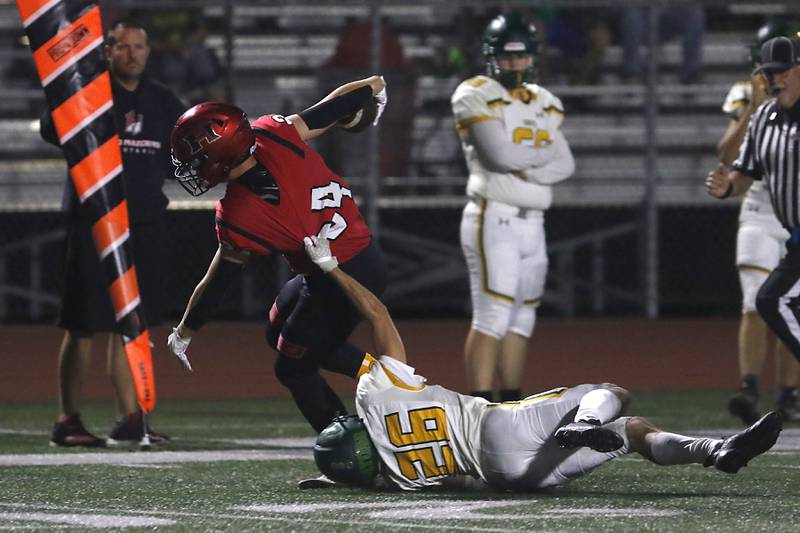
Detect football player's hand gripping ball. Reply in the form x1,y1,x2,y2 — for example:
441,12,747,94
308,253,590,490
167,328,194,372
303,236,338,273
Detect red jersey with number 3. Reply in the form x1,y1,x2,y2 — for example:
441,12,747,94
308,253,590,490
215,114,371,273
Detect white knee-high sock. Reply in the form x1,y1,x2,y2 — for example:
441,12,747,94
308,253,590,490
574,389,622,424
648,432,722,465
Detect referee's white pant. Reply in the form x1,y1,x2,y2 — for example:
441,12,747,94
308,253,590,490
756,239,800,363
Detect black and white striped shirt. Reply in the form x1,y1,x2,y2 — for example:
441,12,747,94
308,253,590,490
733,99,800,228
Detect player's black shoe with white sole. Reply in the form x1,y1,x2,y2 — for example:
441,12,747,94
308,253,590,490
107,411,170,446
554,419,624,453
707,411,782,474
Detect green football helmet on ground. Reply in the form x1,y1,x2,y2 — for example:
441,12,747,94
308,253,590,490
482,12,539,89
313,415,379,485
750,19,800,65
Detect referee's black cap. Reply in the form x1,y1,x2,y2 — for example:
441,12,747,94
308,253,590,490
759,36,800,73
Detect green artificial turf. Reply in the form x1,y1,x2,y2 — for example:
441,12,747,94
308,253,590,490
1,391,798,532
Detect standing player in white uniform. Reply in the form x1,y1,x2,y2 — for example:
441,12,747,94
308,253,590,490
451,12,575,403
716,21,800,424
302,235,782,491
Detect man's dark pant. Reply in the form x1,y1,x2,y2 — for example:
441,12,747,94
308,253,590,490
756,238,800,363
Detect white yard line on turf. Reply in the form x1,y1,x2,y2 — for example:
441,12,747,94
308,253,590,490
0,503,517,532
0,512,174,528
211,437,315,447
0,501,680,531
0,449,311,467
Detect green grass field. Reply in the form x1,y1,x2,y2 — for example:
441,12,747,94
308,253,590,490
1,390,798,532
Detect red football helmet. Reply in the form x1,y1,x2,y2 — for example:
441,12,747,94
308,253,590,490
170,101,255,196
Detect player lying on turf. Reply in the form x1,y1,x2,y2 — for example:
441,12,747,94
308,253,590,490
301,235,784,491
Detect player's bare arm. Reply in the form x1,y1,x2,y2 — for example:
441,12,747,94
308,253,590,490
167,243,248,370
706,164,754,199
717,73,768,165
289,75,387,141
303,236,406,363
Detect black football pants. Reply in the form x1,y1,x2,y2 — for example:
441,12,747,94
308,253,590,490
756,236,800,364
265,241,387,432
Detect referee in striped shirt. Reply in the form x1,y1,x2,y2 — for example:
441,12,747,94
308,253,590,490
707,36,800,369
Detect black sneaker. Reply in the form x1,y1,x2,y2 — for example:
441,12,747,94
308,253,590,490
50,414,106,448
107,411,170,446
728,390,761,425
708,411,782,474
554,419,624,453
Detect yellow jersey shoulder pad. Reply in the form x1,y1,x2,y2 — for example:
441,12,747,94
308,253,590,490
453,75,508,104
525,83,564,113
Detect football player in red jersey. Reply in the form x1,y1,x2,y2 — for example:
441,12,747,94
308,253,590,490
167,75,388,432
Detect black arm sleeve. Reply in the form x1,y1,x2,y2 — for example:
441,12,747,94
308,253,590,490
298,85,372,130
184,259,243,331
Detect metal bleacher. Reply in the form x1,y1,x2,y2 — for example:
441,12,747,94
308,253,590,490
0,1,755,212
0,1,775,320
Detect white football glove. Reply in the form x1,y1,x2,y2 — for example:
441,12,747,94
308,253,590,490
373,84,387,126
303,236,338,273
167,327,193,372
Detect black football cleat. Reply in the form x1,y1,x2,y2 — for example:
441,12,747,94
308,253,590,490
709,411,783,474
727,391,761,426
50,414,106,448
554,419,624,453
107,411,170,446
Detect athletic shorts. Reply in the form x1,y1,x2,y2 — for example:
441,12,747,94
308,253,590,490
57,219,166,333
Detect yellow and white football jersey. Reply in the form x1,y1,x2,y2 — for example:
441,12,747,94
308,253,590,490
722,80,751,119
451,75,566,209
355,356,487,491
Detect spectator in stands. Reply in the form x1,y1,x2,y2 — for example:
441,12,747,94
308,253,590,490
715,20,800,425
542,8,611,85
40,19,187,447
620,5,705,84
316,16,415,179
139,9,224,105
440,7,487,77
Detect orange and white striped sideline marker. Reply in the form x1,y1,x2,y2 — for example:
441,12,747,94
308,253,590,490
16,0,155,413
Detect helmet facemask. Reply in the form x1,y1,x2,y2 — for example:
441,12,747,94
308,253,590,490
313,415,379,485
171,148,212,197
486,52,537,89
170,101,256,197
